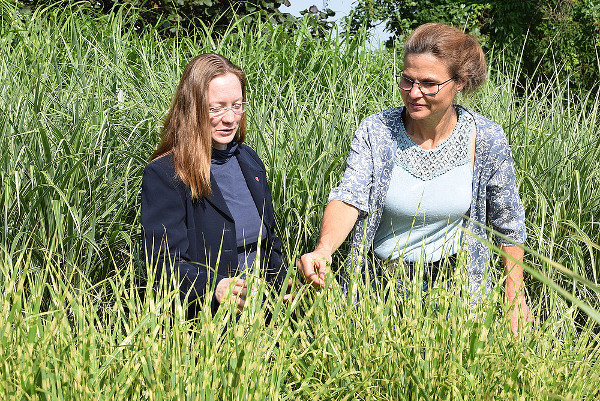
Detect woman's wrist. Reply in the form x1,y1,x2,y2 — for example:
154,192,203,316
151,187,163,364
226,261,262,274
314,242,333,257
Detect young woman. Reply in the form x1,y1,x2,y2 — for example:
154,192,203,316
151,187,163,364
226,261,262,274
142,53,287,315
298,24,531,335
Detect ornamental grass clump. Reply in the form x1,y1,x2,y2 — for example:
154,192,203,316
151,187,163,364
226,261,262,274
1,3,600,399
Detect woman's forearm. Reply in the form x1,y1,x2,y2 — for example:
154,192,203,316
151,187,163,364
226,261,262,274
502,244,532,335
314,200,360,255
297,200,359,288
502,244,525,301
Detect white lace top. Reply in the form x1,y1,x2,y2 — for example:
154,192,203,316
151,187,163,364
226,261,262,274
328,105,526,298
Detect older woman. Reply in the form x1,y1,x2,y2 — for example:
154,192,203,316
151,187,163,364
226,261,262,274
142,53,287,315
298,23,531,334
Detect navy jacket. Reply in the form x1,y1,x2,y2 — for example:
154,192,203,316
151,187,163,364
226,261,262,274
141,144,286,313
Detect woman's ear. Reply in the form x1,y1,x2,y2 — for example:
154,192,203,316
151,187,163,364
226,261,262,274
455,77,467,93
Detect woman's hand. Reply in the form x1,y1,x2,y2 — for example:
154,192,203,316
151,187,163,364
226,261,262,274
282,277,303,302
508,292,532,336
297,200,359,289
503,245,533,336
215,278,248,313
297,249,332,289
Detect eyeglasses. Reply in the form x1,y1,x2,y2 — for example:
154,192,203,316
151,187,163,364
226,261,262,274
208,102,248,116
397,74,456,95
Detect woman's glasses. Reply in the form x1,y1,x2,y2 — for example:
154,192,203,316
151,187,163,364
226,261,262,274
208,102,248,116
397,74,456,95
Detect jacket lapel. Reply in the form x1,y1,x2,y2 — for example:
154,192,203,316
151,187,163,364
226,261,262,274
205,172,234,220
237,149,266,218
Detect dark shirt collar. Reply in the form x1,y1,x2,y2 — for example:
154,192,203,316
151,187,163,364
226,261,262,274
211,141,238,165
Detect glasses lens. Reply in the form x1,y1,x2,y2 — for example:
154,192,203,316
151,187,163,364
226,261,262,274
209,104,247,116
209,106,223,115
234,103,245,114
420,83,438,95
399,76,413,91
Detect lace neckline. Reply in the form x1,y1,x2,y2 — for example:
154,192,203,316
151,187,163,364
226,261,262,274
401,106,460,151
395,106,474,181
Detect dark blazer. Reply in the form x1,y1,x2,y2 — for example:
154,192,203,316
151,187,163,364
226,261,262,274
141,144,286,313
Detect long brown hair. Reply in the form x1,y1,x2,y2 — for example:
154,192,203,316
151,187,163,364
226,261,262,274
404,23,486,94
152,53,247,199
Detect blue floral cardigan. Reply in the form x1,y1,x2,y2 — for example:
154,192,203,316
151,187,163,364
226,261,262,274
328,105,527,297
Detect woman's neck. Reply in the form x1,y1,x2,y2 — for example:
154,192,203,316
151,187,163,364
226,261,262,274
211,141,238,165
405,106,458,150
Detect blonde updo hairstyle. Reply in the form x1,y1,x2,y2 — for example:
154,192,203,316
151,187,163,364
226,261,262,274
404,23,486,94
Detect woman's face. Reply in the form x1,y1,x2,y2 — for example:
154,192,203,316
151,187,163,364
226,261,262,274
208,72,243,150
400,53,463,123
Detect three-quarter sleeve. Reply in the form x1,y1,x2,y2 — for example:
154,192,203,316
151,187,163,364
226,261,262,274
328,119,374,215
485,150,527,246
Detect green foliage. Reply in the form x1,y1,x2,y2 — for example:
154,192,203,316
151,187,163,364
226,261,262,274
347,0,491,46
526,0,600,90
348,0,600,91
298,5,336,38
2,241,600,400
1,3,600,398
18,0,297,34
2,249,600,399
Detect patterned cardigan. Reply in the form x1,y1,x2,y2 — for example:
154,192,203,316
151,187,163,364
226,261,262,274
328,105,527,297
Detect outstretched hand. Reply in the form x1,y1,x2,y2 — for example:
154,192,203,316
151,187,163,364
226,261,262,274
295,200,358,289
297,248,332,289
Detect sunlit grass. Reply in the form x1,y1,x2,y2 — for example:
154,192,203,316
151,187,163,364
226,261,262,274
1,3,600,399
2,243,599,399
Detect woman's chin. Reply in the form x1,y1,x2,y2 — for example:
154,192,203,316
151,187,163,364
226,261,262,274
406,110,430,120
212,135,236,149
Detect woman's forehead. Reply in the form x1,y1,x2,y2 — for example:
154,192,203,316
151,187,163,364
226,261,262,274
207,73,242,102
403,53,451,80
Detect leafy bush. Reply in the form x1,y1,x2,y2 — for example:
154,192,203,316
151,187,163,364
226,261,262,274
347,0,491,46
348,0,600,91
18,0,297,34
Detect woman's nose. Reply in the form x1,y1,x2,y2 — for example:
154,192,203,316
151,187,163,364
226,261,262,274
409,84,423,97
221,108,236,122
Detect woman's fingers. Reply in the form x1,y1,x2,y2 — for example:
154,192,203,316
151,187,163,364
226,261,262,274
298,252,330,289
509,297,533,336
236,297,246,312
230,279,262,313
215,277,247,306
233,285,247,297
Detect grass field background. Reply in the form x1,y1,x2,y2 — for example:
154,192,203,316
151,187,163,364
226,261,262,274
1,4,600,399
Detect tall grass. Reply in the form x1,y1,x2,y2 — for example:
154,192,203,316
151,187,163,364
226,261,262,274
466,62,600,323
1,4,600,399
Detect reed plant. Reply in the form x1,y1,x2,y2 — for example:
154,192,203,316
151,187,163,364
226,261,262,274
1,3,599,399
